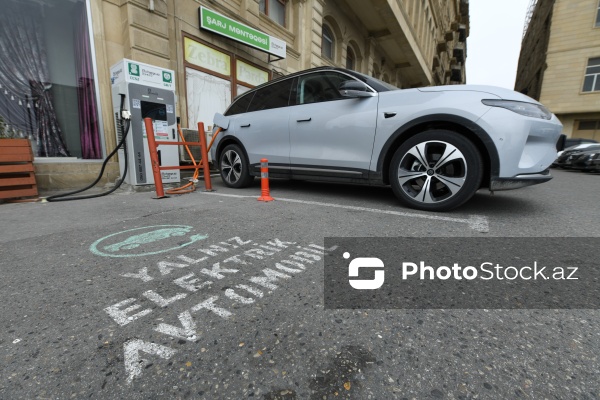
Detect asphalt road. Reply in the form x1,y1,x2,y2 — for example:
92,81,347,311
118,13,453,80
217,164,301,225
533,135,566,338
0,168,599,399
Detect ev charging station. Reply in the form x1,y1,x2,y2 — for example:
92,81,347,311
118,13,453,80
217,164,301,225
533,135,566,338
110,59,180,185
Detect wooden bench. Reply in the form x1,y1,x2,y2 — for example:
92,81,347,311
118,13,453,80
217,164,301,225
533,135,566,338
0,139,38,200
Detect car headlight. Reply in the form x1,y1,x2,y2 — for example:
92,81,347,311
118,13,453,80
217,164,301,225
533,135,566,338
482,99,552,120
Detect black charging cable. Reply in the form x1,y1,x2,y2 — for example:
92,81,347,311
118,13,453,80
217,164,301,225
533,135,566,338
46,94,131,202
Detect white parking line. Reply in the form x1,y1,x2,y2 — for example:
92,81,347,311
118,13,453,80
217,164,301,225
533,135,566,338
200,192,489,233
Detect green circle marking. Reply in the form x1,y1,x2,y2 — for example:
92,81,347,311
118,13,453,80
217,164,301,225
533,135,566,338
90,225,208,258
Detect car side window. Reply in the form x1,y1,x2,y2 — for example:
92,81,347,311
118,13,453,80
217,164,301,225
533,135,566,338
296,72,354,105
246,79,293,112
226,92,255,116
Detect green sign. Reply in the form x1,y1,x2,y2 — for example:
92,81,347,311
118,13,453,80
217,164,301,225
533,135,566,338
128,62,140,77
162,71,172,83
199,6,286,59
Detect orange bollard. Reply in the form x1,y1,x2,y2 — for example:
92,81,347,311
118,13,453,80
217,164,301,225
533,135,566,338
197,122,214,192
257,158,274,202
143,117,167,199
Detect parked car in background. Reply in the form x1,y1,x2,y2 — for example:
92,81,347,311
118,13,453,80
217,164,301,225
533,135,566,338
556,135,598,151
564,137,598,149
570,149,600,172
553,143,600,165
554,144,600,168
211,67,562,211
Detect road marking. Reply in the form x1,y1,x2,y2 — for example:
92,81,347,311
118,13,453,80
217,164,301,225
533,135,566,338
155,311,198,341
90,225,209,258
124,339,177,384
105,237,337,382
199,192,489,233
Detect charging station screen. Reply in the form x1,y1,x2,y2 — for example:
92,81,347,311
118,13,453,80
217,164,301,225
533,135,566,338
141,101,167,121
141,101,168,138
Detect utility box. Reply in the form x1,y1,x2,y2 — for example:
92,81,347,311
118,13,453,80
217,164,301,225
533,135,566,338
180,128,213,164
110,59,180,185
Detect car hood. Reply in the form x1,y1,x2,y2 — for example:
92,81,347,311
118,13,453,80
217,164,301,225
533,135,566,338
417,85,540,104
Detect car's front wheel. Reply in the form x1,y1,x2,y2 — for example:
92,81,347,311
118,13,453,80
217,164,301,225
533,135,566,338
219,144,254,188
389,130,483,211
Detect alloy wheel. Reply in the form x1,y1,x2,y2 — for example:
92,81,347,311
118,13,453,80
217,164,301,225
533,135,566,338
221,149,243,185
397,140,467,204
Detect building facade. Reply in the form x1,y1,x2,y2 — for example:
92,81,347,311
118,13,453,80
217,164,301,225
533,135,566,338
0,0,469,191
515,0,600,140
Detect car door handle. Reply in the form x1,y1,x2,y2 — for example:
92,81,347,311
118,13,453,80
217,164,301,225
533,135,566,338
297,117,312,122
240,123,251,128
384,112,397,119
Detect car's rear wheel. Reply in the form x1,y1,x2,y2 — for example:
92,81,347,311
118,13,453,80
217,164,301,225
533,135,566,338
389,130,483,211
219,144,254,188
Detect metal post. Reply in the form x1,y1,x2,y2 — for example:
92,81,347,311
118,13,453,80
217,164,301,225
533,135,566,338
197,122,213,191
143,117,167,198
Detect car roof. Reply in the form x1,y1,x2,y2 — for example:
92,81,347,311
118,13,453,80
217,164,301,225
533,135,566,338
565,143,600,151
566,138,597,143
577,147,600,153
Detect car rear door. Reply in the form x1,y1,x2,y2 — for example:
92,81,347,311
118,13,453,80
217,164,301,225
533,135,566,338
234,78,294,174
287,71,379,178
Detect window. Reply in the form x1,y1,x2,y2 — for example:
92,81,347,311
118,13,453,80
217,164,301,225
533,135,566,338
226,92,255,116
259,0,286,26
0,0,101,158
574,120,600,141
321,25,334,60
296,72,353,105
596,0,600,27
582,57,600,92
578,120,599,130
184,37,269,126
246,79,293,112
346,47,355,70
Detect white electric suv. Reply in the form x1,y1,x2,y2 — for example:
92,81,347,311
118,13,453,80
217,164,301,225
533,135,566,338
210,67,562,212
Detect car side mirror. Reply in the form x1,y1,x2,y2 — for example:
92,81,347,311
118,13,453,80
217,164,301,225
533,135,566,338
339,81,377,98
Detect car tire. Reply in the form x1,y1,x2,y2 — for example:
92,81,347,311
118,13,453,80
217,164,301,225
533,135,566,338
389,130,483,211
219,144,254,188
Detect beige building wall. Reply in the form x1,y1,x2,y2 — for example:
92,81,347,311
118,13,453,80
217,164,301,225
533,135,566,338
541,0,600,139
516,0,600,140
37,0,469,190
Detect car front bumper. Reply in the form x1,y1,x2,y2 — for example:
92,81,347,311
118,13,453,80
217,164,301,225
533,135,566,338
489,170,552,191
476,108,563,179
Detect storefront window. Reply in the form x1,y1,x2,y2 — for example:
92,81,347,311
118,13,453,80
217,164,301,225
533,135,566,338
184,37,231,77
183,36,270,131
0,0,101,159
236,61,269,87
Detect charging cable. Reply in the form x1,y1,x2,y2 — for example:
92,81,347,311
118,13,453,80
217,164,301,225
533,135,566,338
46,94,131,202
